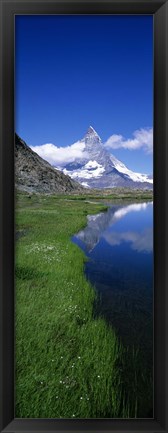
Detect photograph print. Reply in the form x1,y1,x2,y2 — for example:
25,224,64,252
15,14,153,419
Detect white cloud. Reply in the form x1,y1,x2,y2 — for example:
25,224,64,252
30,127,153,168
104,127,153,154
30,141,88,167
112,202,148,221
103,228,153,253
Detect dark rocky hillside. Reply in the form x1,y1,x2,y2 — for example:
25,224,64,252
15,134,82,193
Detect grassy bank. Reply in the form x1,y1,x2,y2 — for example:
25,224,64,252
15,192,152,418
57,187,153,201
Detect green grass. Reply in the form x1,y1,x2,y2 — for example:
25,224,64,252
15,192,152,418
53,186,153,201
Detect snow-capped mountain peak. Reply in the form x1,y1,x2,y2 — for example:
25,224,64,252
82,125,102,148
60,126,153,189
85,125,101,138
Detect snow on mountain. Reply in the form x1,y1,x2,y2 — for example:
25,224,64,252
58,126,153,189
63,160,105,180
110,155,153,184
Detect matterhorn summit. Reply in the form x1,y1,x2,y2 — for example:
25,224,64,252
83,126,102,146
61,126,153,189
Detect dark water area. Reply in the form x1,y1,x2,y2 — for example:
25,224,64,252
72,202,153,370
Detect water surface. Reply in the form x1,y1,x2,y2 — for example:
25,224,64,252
72,202,153,365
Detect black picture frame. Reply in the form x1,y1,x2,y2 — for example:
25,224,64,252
0,1,168,432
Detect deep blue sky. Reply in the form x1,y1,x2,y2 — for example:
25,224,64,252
15,15,153,174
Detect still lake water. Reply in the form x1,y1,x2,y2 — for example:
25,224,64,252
72,201,153,367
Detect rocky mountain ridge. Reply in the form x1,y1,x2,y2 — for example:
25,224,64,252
15,133,82,193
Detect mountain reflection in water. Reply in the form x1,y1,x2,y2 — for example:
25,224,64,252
72,202,153,363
